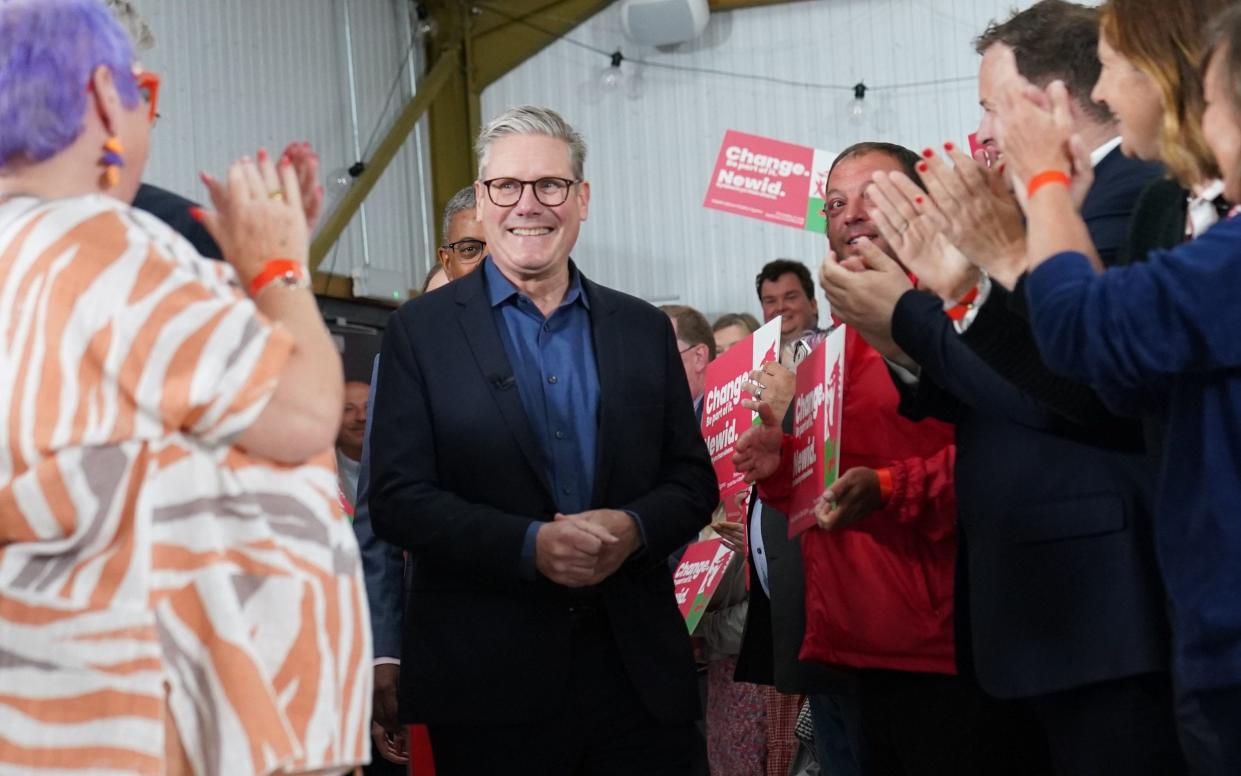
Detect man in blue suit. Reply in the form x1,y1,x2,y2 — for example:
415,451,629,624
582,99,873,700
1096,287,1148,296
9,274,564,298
816,3,1185,774
368,105,717,774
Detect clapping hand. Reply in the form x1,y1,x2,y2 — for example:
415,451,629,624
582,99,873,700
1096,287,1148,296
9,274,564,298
865,169,980,304
279,141,325,231
197,149,309,288
818,242,911,359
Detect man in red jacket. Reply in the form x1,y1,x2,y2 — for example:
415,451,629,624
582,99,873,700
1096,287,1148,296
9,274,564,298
736,143,1046,775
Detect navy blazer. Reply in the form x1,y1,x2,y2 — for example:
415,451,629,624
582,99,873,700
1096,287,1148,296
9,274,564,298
368,261,717,725
890,149,1171,698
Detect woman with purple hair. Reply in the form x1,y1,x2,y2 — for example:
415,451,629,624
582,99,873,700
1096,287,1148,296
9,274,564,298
0,1,372,773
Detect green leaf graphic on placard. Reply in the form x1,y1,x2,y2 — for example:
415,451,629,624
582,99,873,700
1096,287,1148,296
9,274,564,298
686,593,710,632
805,196,827,234
822,438,838,488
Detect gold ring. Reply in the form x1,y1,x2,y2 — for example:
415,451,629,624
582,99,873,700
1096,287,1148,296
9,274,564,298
268,191,284,201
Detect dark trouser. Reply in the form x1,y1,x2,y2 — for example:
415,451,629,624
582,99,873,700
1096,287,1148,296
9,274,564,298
859,668,1050,776
810,683,864,776
427,607,702,776
1027,671,1186,776
363,752,407,776
1175,683,1241,776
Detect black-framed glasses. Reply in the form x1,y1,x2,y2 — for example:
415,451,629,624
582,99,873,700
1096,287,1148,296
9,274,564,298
441,238,486,263
481,177,579,207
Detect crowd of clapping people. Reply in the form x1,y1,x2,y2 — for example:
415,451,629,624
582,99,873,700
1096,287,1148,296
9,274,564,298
2,0,1241,774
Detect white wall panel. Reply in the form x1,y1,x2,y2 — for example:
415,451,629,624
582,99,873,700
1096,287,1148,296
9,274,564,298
139,0,433,293
481,0,1054,320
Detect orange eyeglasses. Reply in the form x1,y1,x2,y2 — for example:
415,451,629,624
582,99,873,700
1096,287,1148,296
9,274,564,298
135,70,160,123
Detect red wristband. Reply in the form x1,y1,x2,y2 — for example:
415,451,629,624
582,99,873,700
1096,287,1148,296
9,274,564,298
875,467,894,503
1026,170,1071,200
945,285,980,322
247,259,307,298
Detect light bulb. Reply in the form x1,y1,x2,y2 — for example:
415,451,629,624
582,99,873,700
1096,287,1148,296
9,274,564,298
413,3,437,41
325,161,366,203
597,50,625,93
848,82,868,125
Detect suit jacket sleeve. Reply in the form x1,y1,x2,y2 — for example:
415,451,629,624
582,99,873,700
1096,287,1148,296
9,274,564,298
352,357,405,660
616,318,719,561
957,281,1138,427
369,307,537,588
892,289,1066,431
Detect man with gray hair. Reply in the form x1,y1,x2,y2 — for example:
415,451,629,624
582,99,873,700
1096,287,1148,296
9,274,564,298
369,105,717,772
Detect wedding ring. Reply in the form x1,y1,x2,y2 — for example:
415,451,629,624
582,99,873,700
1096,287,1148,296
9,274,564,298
753,384,765,400
268,191,284,201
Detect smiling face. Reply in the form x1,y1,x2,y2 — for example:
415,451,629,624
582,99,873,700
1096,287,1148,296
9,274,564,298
1203,44,1241,202
824,150,907,261
975,43,1013,157
1091,35,1165,160
437,208,486,280
759,272,818,340
474,133,589,283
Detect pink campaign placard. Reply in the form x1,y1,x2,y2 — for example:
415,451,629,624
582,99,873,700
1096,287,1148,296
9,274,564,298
703,130,818,229
787,326,846,538
700,318,781,523
672,539,734,632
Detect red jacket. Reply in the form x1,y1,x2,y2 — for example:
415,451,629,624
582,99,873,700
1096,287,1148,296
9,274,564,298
761,326,957,674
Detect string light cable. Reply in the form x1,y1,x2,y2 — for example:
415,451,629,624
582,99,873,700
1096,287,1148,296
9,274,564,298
469,1,977,94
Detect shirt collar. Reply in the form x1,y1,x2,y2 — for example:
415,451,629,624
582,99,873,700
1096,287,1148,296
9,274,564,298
1090,137,1123,168
483,256,590,311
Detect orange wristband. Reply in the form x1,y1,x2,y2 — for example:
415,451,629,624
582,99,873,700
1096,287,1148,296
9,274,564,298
945,285,980,322
875,467,894,503
248,259,307,298
1026,170,1071,200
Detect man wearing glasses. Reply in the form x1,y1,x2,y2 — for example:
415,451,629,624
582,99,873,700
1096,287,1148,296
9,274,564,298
369,105,717,773
435,185,487,281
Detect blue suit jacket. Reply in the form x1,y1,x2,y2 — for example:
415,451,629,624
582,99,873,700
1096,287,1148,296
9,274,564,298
890,148,1171,698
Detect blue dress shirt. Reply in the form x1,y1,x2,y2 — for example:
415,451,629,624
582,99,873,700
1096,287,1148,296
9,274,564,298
484,258,603,578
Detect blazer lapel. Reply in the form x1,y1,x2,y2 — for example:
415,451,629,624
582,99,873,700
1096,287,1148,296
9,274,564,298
586,277,622,508
455,273,555,501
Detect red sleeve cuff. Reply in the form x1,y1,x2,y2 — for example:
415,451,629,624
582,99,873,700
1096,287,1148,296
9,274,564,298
875,467,894,504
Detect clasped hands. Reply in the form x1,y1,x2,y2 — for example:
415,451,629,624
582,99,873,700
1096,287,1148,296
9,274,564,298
535,509,640,587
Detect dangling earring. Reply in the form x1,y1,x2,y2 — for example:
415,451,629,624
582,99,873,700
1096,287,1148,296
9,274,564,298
100,136,124,189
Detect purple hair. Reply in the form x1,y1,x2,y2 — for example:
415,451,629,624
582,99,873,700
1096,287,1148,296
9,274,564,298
0,0,140,169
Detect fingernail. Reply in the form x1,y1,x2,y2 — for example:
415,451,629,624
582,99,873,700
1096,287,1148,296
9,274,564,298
257,148,268,163
943,141,955,152
279,157,291,169
915,195,924,204
921,148,935,158
188,207,204,223
917,162,929,173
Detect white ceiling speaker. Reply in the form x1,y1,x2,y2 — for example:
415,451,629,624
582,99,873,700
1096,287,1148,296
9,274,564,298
620,0,710,47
